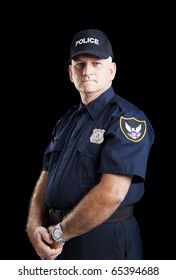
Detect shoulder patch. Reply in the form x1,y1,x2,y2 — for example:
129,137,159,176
120,116,146,142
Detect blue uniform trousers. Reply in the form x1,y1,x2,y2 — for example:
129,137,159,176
56,217,143,260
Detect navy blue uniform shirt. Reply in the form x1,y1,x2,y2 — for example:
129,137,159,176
43,87,155,210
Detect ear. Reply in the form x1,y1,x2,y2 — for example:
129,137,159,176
68,65,74,82
110,62,117,81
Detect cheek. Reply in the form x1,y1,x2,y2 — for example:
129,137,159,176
71,77,81,90
100,72,110,82
71,74,78,84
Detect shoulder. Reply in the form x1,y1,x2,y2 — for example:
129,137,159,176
111,94,141,114
110,93,152,122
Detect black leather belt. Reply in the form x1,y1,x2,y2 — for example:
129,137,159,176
49,205,133,225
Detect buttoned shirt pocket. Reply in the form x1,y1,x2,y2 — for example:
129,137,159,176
69,141,102,184
43,136,65,171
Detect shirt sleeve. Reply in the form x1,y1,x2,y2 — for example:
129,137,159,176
98,110,155,182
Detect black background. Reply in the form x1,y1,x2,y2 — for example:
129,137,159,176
3,4,174,260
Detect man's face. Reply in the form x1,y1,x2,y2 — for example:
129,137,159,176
68,55,116,97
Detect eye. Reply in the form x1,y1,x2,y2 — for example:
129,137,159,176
92,61,102,68
94,62,101,65
75,62,83,69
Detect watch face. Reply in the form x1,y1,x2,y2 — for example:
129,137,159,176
52,224,66,243
53,227,62,239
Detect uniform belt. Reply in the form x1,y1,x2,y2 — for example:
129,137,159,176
49,205,133,225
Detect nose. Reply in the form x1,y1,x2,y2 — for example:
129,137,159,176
82,62,93,76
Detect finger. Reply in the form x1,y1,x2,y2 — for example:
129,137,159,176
41,256,48,260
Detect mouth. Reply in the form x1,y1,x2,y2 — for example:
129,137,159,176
81,79,96,84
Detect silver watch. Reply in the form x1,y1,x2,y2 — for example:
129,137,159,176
52,223,67,243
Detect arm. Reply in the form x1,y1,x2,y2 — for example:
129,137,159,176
26,170,64,259
49,173,132,242
26,170,48,230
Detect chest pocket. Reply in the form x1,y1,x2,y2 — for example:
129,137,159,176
65,140,103,183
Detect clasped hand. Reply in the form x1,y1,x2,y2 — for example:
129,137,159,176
31,226,64,260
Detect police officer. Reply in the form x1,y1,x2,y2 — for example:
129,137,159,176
26,29,155,260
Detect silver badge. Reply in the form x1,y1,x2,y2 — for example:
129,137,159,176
90,129,105,144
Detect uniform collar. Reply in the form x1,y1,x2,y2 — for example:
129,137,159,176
79,87,115,119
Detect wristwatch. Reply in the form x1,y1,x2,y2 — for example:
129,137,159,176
52,223,67,243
